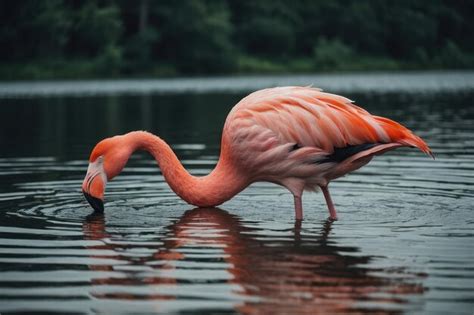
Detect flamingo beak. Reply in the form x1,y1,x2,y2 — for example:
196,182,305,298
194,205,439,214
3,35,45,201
82,190,104,212
82,160,107,213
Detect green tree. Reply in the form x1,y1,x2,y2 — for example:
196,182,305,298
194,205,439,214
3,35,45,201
230,1,298,57
69,1,122,57
313,37,354,70
1,0,474,79
0,0,72,60
153,0,236,73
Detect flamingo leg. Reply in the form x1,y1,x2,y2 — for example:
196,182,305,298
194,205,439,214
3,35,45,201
294,196,303,220
321,185,338,221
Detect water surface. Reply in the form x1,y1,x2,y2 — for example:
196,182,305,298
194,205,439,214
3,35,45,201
0,72,473,314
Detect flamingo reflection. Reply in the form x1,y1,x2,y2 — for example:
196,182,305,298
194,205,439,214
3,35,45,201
83,208,424,314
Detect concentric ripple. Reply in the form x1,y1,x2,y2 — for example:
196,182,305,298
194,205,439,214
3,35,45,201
1,87,474,314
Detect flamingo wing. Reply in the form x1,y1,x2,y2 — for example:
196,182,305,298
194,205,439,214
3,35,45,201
222,86,432,186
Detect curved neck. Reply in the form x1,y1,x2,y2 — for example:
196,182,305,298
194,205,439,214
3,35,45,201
124,131,248,207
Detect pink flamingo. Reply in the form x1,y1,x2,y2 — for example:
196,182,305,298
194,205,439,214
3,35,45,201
82,87,432,220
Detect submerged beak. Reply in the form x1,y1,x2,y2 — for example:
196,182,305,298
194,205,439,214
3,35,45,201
82,190,104,212
82,159,107,213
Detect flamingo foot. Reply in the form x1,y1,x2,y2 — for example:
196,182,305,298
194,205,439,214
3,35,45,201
294,196,303,220
321,185,338,221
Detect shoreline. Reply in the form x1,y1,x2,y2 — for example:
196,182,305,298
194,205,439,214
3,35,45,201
0,70,473,98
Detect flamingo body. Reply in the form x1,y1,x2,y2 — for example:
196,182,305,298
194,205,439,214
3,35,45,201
82,87,432,220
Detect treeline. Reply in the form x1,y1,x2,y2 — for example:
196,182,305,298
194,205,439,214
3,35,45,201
1,0,473,79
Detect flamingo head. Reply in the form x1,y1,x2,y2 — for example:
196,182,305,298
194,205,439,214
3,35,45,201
82,136,131,212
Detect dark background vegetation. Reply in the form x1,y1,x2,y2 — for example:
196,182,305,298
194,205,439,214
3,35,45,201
1,0,473,80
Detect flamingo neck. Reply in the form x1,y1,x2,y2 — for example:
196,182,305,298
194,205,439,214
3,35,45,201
125,131,248,207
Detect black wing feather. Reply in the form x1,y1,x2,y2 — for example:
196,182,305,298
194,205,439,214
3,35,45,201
316,143,380,164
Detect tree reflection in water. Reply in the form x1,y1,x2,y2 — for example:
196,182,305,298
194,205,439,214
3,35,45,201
83,208,424,314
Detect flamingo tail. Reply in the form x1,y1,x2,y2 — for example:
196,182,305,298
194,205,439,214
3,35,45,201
373,116,434,159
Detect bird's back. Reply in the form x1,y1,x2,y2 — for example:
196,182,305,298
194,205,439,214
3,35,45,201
220,87,431,187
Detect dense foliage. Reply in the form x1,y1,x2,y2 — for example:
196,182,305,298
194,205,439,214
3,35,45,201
1,0,473,79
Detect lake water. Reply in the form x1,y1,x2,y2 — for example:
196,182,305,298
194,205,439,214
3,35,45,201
0,72,473,314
